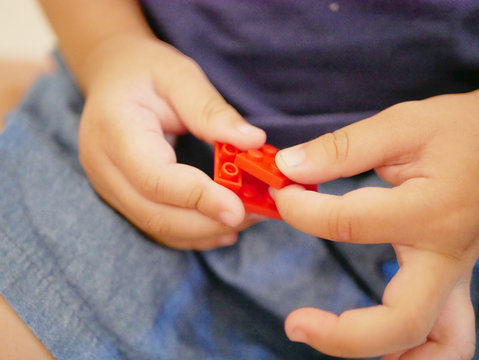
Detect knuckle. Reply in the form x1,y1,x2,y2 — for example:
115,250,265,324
326,203,354,241
164,55,240,129
140,173,166,201
144,212,173,239
176,56,204,77
185,183,207,210
321,129,351,164
400,316,429,347
168,55,205,82
386,100,421,123
199,97,234,126
331,312,352,357
164,56,204,93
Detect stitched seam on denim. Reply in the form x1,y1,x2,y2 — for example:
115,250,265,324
0,116,140,359
0,157,123,358
0,226,124,359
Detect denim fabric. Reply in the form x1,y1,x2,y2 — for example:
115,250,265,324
2,0,479,354
0,58,403,359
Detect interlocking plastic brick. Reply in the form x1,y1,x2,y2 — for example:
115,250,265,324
238,172,281,219
214,142,242,193
214,142,317,219
234,144,292,189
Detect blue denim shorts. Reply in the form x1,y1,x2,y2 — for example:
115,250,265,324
0,58,477,360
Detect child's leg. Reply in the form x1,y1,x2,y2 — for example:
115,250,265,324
0,61,55,359
0,295,53,359
0,60,50,131
0,62,375,359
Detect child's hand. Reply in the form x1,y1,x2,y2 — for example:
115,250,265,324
272,91,479,359
79,36,266,250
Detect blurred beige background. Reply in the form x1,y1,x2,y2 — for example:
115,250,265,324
0,0,56,129
0,0,55,60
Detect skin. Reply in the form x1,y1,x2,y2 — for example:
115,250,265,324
272,92,479,359
36,0,267,250
0,295,54,359
0,62,55,359
3,1,476,358
1,0,265,357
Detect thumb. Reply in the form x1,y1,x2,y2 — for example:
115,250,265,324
275,103,425,184
159,58,266,150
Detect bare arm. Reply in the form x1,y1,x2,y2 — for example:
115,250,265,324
37,0,157,91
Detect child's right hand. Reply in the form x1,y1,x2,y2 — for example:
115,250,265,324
78,36,266,250
272,92,479,359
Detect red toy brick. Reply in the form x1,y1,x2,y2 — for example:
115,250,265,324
214,142,317,220
238,172,281,219
234,144,293,189
214,142,242,193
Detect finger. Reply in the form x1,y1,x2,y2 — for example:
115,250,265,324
91,170,232,240
275,102,430,184
272,183,429,244
167,232,239,250
105,111,247,228
393,278,476,360
158,58,266,150
180,213,268,250
89,157,262,249
133,162,247,228
146,213,265,250
381,353,403,360
88,141,265,245
284,251,459,358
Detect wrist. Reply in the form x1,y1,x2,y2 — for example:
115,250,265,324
38,0,157,93
76,33,154,94
81,35,192,98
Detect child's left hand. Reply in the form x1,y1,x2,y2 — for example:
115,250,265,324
272,90,479,359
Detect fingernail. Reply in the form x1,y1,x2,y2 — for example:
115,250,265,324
219,211,238,227
218,234,237,246
277,146,305,168
288,328,308,344
237,123,259,135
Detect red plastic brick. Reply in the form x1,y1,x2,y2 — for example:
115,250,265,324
234,144,293,189
214,142,242,193
214,142,317,220
238,172,281,220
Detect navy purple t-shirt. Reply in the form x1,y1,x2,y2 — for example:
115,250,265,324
140,0,479,147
